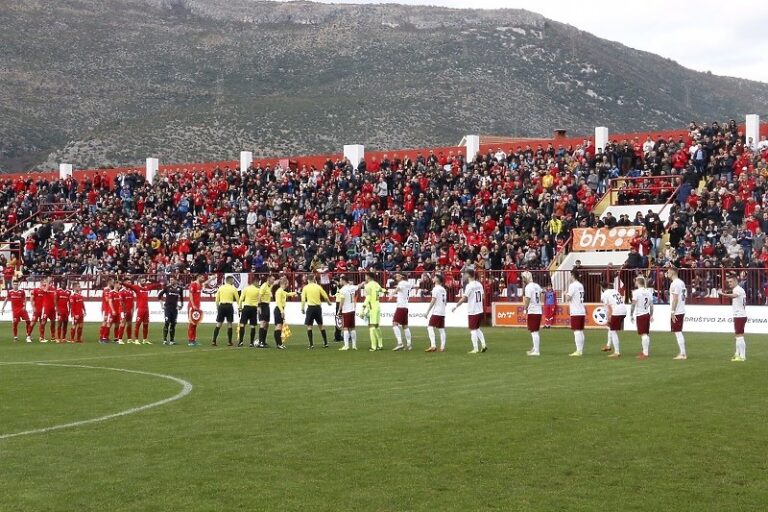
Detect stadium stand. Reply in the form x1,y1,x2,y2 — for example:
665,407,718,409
0,121,767,304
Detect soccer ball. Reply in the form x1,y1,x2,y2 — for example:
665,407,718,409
592,307,609,326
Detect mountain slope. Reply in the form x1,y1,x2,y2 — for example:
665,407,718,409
1,0,766,171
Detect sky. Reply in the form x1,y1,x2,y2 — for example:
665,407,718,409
281,0,768,83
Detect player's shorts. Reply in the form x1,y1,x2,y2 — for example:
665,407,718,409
393,307,409,326
526,313,541,333
341,311,355,329
259,303,270,323
671,314,684,333
570,315,585,330
304,305,323,326
274,307,285,326
12,310,30,322
215,304,233,323
33,309,42,321
123,308,134,321
367,304,381,325
164,307,179,324
57,310,69,322
609,315,625,331
469,313,483,331
734,316,747,335
636,314,650,335
136,309,149,323
240,305,259,326
42,308,56,321
71,314,84,324
428,314,445,328
110,313,121,325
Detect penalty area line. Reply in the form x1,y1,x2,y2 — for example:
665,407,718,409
0,363,193,440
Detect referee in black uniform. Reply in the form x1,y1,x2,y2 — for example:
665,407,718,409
212,275,239,347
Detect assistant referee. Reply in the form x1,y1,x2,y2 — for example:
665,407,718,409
301,274,332,349
212,276,239,347
238,278,260,347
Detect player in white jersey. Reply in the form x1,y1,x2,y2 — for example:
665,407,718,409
452,269,487,354
564,269,586,356
630,276,654,359
336,275,359,350
391,273,413,351
600,282,627,358
424,274,448,352
718,274,747,362
522,271,544,356
667,266,688,360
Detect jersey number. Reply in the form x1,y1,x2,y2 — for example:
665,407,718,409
475,291,482,302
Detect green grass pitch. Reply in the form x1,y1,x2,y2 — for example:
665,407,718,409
1,322,767,511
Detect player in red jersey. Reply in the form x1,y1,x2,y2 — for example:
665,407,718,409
126,278,161,344
187,275,206,346
69,283,85,343
39,278,58,343
55,283,72,343
30,280,47,333
110,282,124,343
1,280,33,342
98,278,115,343
116,284,137,344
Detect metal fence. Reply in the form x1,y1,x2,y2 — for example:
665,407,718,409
7,267,768,307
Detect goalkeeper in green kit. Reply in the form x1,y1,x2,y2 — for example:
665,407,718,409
360,272,384,351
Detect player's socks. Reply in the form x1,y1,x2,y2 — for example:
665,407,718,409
427,326,436,348
212,326,220,345
611,331,620,355
439,329,446,351
641,335,650,356
238,326,246,345
404,328,412,348
259,327,267,346
321,329,328,346
375,328,383,348
142,324,149,340
531,332,540,353
163,322,170,342
342,330,350,348
476,329,486,349
393,326,402,346
308,330,314,347
274,329,282,346
674,332,686,357
470,330,479,351
736,337,746,359
349,330,357,349
575,331,584,353
368,328,376,350
188,324,197,343
226,327,233,345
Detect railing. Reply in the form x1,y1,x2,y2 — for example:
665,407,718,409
9,267,768,307
0,202,79,241
606,175,681,208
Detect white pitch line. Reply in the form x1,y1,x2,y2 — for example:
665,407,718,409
0,363,193,440
0,347,220,366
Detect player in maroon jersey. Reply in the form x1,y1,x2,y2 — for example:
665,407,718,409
39,278,57,343
69,283,85,343
55,282,72,343
1,280,33,342
116,284,137,344
99,278,115,343
126,278,161,344
187,275,206,346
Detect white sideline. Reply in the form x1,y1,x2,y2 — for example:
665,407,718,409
0,363,193,440
0,347,220,365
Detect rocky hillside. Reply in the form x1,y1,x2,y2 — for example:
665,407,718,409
1,0,766,171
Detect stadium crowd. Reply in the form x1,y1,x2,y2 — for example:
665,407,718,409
0,121,766,287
